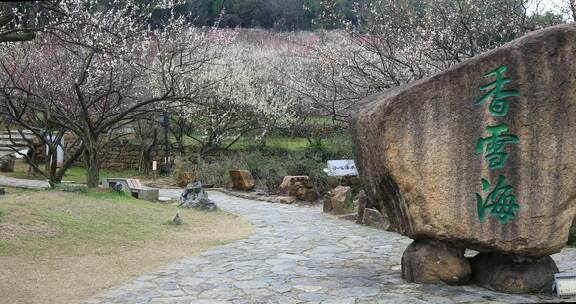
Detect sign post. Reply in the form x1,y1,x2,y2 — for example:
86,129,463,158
326,160,358,177
152,160,157,181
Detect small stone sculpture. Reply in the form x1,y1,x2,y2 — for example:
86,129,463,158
179,181,217,211
171,210,182,225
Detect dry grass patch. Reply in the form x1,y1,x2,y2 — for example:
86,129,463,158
0,189,254,304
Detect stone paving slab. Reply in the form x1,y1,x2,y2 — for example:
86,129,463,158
82,190,576,304
0,175,50,189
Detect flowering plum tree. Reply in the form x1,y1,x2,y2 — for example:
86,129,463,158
170,38,296,156
0,0,213,187
290,0,564,125
0,2,61,43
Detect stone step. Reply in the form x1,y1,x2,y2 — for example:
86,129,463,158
0,139,28,146
0,130,34,136
0,134,32,140
0,145,27,152
0,140,28,146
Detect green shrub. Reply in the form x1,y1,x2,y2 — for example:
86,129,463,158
84,190,135,201
324,136,353,159
195,154,249,187
244,153,286,191
189,150,331,194
184,132,355,195
0,208,4,221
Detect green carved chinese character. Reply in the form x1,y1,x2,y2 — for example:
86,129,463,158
476,175,519,224
476,124,519,169
475,65,519,117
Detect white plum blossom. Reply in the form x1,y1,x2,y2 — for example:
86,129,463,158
173,36,297,153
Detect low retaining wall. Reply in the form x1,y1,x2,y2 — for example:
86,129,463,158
75,145,164,170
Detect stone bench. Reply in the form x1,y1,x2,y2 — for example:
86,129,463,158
101,178,159,202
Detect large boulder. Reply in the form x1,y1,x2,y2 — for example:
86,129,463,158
229,170,255,191
278,176,317,202
570,218,576,244
352,24,576,256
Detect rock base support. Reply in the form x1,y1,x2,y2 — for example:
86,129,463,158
401,239,471,285
471,253,558,294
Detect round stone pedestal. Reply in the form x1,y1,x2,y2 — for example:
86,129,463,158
471,252,558,294
401,239,471,285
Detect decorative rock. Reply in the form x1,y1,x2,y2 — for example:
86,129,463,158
229,170,255,191
323,186,354,215
171,211,182,225
362,208,390,230
275,196,297,204
401,239,471,285
278,176,317,202
471,253,558,294
355,190,367,224
176,172,195,188
179,181,217,211
351,24,576,256
0,155,15,172
224,180,234,189
296,187,317,202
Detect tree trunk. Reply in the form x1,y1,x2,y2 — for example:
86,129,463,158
255,128,268,149
140,128,157,175
142,151,151,175
84,146,101,188
26,147,38,177
47,145,58,188
571,0,576,23
54,143,84,185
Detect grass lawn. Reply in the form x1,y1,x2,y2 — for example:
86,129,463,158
179,135,316,152
175,132,352,154
224,136,311,151
0,188,253,304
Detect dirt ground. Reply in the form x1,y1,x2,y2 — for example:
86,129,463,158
0,190,254,304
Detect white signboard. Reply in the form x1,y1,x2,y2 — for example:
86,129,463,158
327,160,358,177
152,161,157,171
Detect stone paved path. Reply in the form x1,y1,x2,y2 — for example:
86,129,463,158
83,190,576,304
0,175,50,189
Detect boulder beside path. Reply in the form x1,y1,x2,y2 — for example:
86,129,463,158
352,24,576,293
